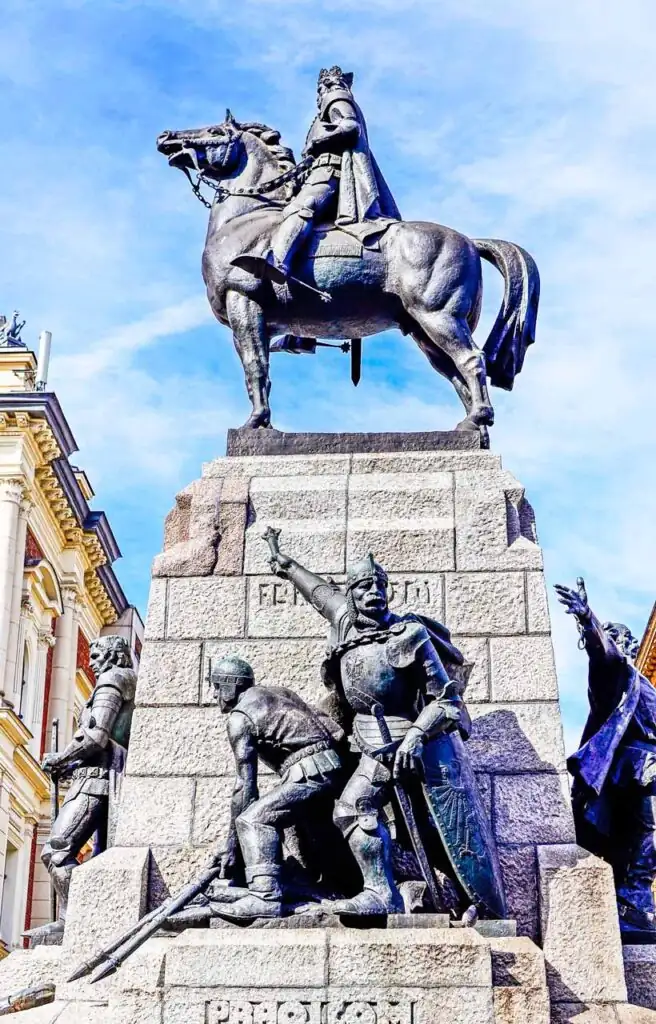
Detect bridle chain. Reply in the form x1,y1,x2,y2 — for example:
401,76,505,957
183,156,313,209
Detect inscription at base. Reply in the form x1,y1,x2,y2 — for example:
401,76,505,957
208,1000,415,1024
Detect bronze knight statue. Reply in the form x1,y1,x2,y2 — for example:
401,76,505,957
157,66,539,439
556,579,656,942
26,635,136,945
264,528,507,919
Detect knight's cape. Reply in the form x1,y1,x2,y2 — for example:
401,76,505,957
305,89,401,236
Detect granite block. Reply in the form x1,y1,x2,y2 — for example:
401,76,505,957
164,929,329,988
467,703,567,773
166,577,246,640
114,776,194,846
494,773,575,844
497,845,539,941
327,929,491,988
203,639,327,706
136,640,202,706
62,847,149,956
526,572,551,634
144,579,167,641
490,636,558,702
623,946,656,1011
445,573,526,635
538,844,627,1004
127,706,232,776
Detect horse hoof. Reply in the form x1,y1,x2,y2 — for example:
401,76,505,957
241,413,272,429
455,416,479,432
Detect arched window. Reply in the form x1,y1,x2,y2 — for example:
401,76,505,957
18,643,30,720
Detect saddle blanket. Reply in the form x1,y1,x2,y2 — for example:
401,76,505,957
306,226,364,260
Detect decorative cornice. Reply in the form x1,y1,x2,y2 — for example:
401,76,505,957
0,397,129,622
637,600,656,686
0,393,77,457
84,569,119,626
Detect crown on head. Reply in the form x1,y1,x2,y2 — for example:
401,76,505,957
318,66,354,89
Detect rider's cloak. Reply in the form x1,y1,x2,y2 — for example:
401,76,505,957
304,88,401,232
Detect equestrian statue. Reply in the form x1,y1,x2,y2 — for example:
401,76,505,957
157,66,540,441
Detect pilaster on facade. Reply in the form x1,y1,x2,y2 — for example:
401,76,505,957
0,479,29,703
4,493,34,704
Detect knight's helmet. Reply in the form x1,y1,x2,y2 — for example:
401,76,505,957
602,622,640,661
345,552,388,592
210,655,255,705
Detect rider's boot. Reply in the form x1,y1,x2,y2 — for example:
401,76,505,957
267,208,314,281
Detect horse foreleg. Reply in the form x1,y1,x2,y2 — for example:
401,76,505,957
410,308,493,429
226,290,272,429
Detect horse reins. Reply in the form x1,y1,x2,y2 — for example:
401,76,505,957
182,156,313,210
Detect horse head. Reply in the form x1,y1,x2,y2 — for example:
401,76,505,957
156,110,243,178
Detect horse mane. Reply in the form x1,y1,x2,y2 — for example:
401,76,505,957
236,120,296,172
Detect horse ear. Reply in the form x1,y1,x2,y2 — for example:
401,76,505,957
225,108,236,125
343,72,354,88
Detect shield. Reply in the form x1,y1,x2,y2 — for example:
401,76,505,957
420,730,507,919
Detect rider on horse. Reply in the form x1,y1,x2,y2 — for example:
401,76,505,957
251,65,401,285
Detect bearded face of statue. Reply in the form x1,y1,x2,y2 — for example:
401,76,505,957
346,575,390,630
603,622,640,661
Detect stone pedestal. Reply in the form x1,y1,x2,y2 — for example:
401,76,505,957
0,435,650,1022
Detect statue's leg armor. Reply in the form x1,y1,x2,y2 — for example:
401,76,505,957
332,756,403,914
41,793,107,919
616,780,656,932
270,180,337,275
236,777,329,898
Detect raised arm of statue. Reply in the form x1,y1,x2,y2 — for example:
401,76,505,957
554,579,624,668
262,528,347,626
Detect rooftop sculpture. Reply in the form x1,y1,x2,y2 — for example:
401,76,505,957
157,66,539,443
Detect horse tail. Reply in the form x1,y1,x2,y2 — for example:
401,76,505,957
472,239,540,391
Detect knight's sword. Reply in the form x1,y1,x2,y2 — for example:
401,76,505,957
371,703,442,913
350,337,362,386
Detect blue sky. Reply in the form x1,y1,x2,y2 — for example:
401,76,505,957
2,0,655,750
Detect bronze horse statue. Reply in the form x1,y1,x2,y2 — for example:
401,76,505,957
157,114,539,439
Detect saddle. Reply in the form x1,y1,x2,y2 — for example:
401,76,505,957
306,219,393,259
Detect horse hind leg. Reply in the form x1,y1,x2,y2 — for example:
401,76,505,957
226,290,272,429
410,308,494,430
410,325,473,417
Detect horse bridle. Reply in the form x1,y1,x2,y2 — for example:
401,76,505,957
180,155,313,209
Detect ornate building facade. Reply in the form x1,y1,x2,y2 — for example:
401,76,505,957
0,324,142,954
637,600,656,685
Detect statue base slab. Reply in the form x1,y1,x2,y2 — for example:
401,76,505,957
0,927,553,1024
624,946,656,1011
225,427,482,456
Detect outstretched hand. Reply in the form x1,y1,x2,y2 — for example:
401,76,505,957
554,578,590,621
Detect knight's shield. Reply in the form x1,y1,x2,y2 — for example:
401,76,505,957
420,731,507,919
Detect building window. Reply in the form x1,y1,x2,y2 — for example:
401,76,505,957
18,643,30,720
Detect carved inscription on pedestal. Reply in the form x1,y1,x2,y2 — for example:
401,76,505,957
208,1001,415,1024
256,579,438,612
